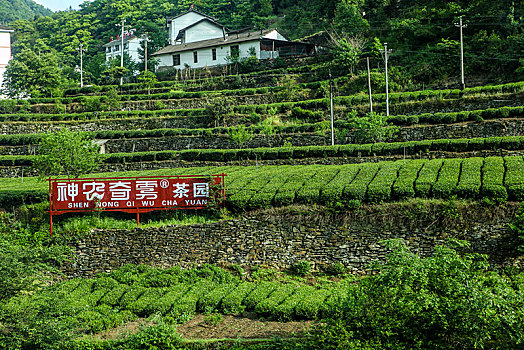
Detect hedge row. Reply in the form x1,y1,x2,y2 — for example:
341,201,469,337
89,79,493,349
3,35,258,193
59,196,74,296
0,108,205,122
26,85,295,105
336,81,524,107
4,80,521,114
2,104,524,145
389,106,524,126
2,136,524,166
60,61,323,96
1,265,347,338
1,157,522,208
225,157,520,208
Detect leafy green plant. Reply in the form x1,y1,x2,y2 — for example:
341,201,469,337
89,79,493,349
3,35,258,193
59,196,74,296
292,260,311,277
313,239,524,349
33,127,101,179
203,312,223,326
228,124,254,148
509,204,524,253
348,111,399,143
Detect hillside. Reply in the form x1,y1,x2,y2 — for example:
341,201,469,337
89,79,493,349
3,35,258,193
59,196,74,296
1,51,524,348
0,0,52,24
3,0,523,92
0,1,523,346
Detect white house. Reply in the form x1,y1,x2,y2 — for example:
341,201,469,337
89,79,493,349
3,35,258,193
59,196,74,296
103,30,144,64
0,25,14,93
152,8,315,70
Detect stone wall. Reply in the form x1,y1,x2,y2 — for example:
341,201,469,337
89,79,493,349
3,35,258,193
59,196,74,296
4,149,524,179
0,116,206,135
3,119,524,156
62,203,520,277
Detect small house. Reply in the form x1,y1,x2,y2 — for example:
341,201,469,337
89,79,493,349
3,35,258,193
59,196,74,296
103,30,144,64
0,25,14,92
152,8,316,70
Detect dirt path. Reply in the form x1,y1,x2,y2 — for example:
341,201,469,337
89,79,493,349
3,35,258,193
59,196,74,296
176,313,315,340
94,313,315,341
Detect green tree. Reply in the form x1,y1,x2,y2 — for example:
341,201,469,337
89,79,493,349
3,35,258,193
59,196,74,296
33,128,101,179
313,239,524,349
137,70,158,96
348,111,398,143
228,125,254,148
2,48,63,97
331,36,365,74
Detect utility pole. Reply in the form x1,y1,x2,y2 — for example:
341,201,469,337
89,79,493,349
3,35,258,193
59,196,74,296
142,33,150,72
116,19,128,85
76,43,85,88
454,16,467,90
379,43,392,117
366,56,373,113
329,71,335,146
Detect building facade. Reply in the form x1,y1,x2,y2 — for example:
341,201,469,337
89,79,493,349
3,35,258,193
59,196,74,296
103,31,144,64
0,25,14,93
153,8,315,70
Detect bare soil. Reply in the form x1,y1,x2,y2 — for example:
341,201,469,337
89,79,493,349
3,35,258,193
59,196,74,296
176,313,315,340
93,313,315,341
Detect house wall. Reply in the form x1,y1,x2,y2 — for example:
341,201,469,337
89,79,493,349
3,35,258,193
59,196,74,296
184,21,223,43
263,29,287,41
156,39,261,69
169,12,206,45
0,31,12,93
105,38,143,64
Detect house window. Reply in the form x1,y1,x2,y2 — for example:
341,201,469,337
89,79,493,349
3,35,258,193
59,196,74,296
173,54,181,66
212,48,217,61
230,45,239,58
193,51,198,63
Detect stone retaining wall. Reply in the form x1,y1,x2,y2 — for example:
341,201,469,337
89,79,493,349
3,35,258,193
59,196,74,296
2,119,524,156
62,204,520,277
3,149,522,178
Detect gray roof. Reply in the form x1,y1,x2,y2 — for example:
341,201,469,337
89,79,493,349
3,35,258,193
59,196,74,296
103,35,139,48
0,25,14,32
166,8,217,23
153,29,277,56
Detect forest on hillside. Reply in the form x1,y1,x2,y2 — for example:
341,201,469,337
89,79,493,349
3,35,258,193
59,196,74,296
0,0,52,25
3,0,524,93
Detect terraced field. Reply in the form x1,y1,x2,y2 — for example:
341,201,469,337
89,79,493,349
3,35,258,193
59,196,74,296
1,61,524,349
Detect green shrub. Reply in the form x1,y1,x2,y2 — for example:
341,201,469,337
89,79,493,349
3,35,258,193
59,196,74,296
254,284,296,316
314,240,524,349
345,163,380,201
294,287,332,319
292,261,311,277
504,157,524,200
432,159,461,198
415,159,442,197
367,161,402,203
220,281,255,314
392,160,424,199
243,282,278,311
481,157,508,203
197,283,237,314
454,157,483,198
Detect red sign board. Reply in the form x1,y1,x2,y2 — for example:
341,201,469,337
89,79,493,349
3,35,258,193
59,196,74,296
48,174,226,234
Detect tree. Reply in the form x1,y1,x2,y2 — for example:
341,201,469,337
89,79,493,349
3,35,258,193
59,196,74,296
33,128,101,179
312,239,524,349
1,48,63,97
347,111,399,143
330,36,366,74
137,70,158,96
